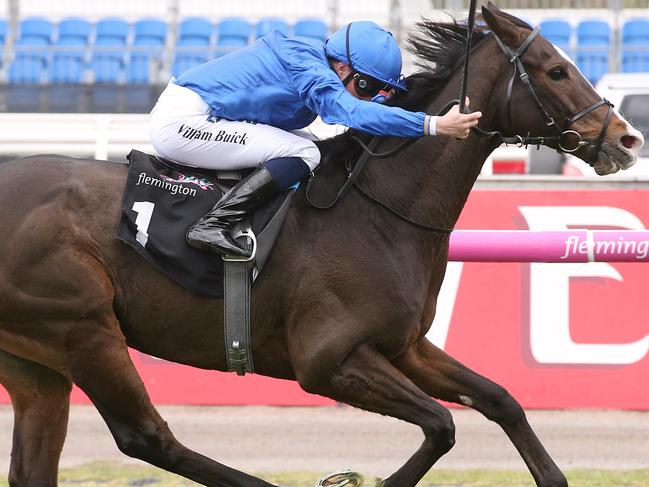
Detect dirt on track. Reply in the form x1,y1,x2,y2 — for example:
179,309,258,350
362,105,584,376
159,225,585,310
0,405,647,477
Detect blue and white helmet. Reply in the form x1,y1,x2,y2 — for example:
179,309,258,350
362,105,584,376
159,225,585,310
325,21,407,92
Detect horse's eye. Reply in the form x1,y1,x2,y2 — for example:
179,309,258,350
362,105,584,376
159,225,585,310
549,66,566,80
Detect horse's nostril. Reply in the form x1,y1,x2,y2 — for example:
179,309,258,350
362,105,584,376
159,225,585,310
621,135,639,149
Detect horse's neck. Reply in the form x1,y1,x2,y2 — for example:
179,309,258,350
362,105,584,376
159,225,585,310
358,58,503,230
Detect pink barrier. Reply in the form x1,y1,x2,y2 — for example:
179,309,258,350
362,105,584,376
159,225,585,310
448,230,649,262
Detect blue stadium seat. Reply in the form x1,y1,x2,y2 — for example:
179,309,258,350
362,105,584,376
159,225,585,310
293,19,328,41
172,39,209,77
50,55,85,83
8,58,47,84
539,19,572,55
622,18,649,44
133,18,167,44
49,18,91,84
293,19,329,41
128,19,168,84
576,20,610,84
216,17,251,50
577,19,610,44
178,17,213,44
58,18,92,43
172,18,214,77
50,39,87,83
255,18,289,39
95,18,129,43
18,17,53,44
9,19,53,84
622,18,649,73
92,18,129,83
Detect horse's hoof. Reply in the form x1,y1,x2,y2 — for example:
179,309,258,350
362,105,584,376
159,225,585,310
316,470,363,487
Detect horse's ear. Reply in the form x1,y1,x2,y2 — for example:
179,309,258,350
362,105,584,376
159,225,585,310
481,2,520,46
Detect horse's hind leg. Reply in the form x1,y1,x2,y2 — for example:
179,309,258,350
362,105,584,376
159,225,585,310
67,305,276,487
0,349,71,487
394,337,568,487
299,343,456,487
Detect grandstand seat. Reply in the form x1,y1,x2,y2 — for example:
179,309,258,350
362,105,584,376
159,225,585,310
216,17,251,53
133,18,167,45
293,19,328,41
128,19,168,84
539,19,572,56
95,18,129,44
622,18,649,44
8,56,47,84
178,17,213,44
50,41,87,83
576,20,610,84
172,18,214,77
92,18,129,84
57,18,92,43
18,17,53,44
9,19,53,84
577,19,610,45
255,18,289,39
49,18,91,84
621,18,649,73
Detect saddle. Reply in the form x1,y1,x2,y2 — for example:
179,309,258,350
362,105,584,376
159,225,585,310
117,150,294,298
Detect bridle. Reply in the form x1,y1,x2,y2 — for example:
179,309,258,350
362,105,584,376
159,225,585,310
482,26,614,167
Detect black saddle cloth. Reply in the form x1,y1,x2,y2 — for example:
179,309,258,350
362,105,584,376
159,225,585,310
117,150,292,298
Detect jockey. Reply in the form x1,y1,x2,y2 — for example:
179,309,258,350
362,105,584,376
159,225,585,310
150,21,482,258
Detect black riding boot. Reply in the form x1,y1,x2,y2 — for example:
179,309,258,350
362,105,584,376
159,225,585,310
186,166,280,258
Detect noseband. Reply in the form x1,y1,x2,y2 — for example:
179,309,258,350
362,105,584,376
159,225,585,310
484,26,614,166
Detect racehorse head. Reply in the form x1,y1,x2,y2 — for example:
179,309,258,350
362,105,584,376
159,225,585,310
480,2,644,175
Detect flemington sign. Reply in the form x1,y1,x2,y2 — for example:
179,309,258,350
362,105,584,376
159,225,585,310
432,190,649,409
1,188,647,408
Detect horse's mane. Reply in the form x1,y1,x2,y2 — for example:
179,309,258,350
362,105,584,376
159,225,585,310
389,18,489,110
316,17,491,159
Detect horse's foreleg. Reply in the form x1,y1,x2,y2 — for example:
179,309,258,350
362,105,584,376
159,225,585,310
394,337,568,487
67,306,276,487
299,342,456,487
0,349,71,487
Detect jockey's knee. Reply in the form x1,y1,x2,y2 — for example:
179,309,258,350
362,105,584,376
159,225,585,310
293,141,321,171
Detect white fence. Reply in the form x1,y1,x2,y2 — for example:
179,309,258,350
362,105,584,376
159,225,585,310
0,113,153,161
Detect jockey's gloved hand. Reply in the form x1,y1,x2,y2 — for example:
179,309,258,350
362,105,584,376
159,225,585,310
425,97,482,139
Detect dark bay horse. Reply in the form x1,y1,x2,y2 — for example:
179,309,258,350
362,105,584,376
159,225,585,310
0,4,644,487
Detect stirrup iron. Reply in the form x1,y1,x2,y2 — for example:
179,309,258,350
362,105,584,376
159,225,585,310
222,227,257,262
316,470,363,487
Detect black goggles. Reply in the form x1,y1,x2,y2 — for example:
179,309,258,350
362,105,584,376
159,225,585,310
352,72,390,98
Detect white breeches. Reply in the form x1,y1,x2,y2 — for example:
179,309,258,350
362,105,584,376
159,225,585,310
149,82,321,171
